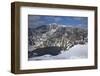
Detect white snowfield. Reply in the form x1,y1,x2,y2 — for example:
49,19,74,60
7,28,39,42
29,43,88,60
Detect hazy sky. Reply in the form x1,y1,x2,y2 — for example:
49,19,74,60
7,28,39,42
28,15,88,28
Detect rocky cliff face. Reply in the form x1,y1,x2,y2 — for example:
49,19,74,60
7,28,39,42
28,23,88,52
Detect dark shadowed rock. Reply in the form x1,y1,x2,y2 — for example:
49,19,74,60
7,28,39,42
28,46,62,58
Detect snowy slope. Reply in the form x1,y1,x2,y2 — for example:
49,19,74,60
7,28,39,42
29,43,88,60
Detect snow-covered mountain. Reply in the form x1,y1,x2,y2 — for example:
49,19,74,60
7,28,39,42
28,23,88,58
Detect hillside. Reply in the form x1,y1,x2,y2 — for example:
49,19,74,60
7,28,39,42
28,23,88,58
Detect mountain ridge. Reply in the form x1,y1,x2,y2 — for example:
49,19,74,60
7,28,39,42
28,23,88,52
